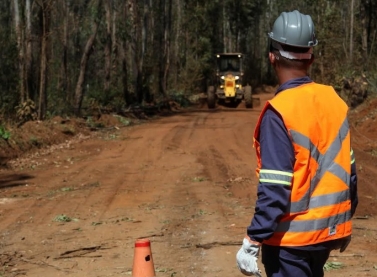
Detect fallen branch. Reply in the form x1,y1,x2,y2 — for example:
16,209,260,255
21,257,69,272
195,241,240,249
355,216,370,220
55,245,110,260
329,253,364,258
138,233,164,239
354,226,377,232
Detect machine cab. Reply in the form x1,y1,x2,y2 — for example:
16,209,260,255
216,53,243,76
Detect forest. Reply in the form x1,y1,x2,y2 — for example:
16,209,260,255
1,0,376,121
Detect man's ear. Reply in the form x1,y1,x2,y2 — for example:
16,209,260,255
269,52,275,65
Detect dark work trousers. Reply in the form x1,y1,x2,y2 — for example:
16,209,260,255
261,244,331,277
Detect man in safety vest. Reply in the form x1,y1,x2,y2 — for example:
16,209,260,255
236,10,358,277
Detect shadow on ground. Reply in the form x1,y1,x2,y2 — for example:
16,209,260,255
0,173,34,189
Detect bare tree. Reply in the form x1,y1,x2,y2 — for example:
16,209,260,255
73,0,101,116
127,0,145,103
361,0,368,64
36,0,52,120
25,0,34,100
350,0,354,63
173,0,181,85
120,1,131,105
104,0,112,94
56,0,69,101
13,0,26,102
160,0,171,96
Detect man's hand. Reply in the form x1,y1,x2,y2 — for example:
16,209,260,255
236,237,262,276
340,236,351,253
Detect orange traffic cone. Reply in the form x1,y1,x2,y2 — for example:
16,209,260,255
132,238,156,277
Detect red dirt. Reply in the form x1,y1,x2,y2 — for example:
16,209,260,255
0,92,377,277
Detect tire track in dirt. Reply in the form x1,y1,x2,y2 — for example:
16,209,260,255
1,137,138,220
58,116,210,275
154,110,260,276
148,113,212,274
1,128,167,260
0,105,265,276
70,127,165,221
0,122,190,275
2,94,377,276
3,136,148,225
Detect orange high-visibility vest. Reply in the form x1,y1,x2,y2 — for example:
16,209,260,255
254,82,352,247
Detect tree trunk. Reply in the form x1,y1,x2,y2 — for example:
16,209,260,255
121,41,131,105
13,0,26,103
59,0,69,101
38,0,51,120
111,3,117,79
161,0,171,96
360,0,368,64
174,0,181,86
104,0,112,95
73,2,100,116
349,0,354,63
127,0,144,103
25,0,33,101
223,4,227,52
120,2,131,105
158,0,170,97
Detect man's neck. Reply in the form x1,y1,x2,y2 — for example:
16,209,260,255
277,70,308,85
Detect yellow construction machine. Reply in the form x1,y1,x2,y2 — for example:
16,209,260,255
206,53,252,109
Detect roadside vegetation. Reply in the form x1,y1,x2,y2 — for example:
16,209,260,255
0,0,376,162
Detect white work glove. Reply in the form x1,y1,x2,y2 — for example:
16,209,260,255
340,236,351,253
236,238,262,277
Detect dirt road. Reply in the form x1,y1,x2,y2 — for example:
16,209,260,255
1,93,377,277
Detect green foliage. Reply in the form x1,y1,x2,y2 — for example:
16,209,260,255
0,14,19,117
86,86,127,112
53,214,78,222
115,115,131,126
192,176,206,182
366,71,377,95
173,53,205,94
0,0,376,120
226,0,265,35
0,125,10,140
86,116,104,129
323,261,344,271
167,91,192,107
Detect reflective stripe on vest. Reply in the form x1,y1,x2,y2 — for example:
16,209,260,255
288,117,350,214
351,149,356,164
259,169,293,185
275,116,351,234
276,210,351,232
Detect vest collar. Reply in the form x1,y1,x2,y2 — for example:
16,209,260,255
276,76,313,95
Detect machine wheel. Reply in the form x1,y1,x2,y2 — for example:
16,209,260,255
244,85,253,109
207,86,216,109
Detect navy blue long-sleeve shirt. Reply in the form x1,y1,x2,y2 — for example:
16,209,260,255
247,76,358,249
